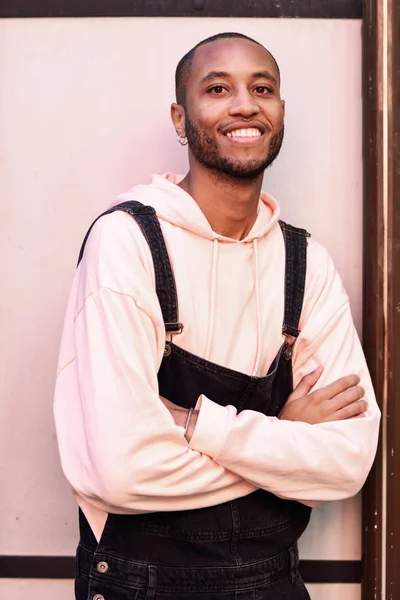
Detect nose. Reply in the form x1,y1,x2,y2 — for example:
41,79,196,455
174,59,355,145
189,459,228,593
228,87,261,119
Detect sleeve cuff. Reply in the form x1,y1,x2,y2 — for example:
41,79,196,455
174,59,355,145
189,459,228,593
188,395,230,458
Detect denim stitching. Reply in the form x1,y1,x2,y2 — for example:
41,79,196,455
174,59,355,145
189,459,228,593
279,220,308,338
166,343,285,383
77,201,180,330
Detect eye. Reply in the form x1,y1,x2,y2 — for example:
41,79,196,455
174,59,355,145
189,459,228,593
254,85,274,94
206,85,228,95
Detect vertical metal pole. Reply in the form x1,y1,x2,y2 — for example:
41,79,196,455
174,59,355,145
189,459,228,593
362,0,384,598
385,0,400,596
362,0,400,597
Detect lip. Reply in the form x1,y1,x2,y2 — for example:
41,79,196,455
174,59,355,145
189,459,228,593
223,134,266,144
220,121,270,136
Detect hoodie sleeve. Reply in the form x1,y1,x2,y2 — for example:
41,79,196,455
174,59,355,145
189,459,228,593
188,240,381,503
54,212,257,513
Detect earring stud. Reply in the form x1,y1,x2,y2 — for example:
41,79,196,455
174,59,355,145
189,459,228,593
177,133,188,146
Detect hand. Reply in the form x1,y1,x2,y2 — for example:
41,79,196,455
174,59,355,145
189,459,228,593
160,397,198,442
279,366,367,424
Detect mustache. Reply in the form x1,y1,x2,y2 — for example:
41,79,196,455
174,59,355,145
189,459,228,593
184,118,285,180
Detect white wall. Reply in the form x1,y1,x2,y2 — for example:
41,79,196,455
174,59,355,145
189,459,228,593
0,16,362,599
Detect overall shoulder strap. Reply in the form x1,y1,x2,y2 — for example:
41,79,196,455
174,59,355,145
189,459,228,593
77,201,182,334
278,220,310,339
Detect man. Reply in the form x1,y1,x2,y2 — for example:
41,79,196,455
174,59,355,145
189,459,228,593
54,32,380,599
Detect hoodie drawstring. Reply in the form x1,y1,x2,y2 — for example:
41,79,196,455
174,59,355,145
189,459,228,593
204,238,261,374
204,239,219,360
252,239,262,376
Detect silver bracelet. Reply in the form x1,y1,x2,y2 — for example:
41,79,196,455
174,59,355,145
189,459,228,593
184,408,193,437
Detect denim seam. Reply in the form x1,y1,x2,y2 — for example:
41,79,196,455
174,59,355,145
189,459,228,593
167,343,283,382
238,519,293,538
137,527,231,541
80,548,291,574
279,220,308,338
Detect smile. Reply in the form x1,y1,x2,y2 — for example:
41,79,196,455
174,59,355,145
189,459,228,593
226,128,262,138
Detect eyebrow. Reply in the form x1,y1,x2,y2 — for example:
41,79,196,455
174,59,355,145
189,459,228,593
199,71,230,85
252,71,278,85
199,70,278,86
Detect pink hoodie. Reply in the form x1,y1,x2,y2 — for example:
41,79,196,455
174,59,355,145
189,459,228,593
54,173,380,541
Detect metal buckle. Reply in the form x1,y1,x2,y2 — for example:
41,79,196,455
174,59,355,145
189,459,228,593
165,323,184,335
284,345,293,360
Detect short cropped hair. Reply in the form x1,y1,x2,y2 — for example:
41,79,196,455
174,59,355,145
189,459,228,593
175,32,280,107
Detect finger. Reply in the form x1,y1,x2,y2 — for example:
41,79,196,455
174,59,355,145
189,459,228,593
289,366,324,401
311,374,360,404
337,399,368,420
329,386,364,412
325,399,368,422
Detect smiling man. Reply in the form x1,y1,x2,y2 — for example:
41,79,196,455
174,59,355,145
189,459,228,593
54,33,380,599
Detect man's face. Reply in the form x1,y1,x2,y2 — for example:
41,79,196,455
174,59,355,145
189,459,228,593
182,38,285,179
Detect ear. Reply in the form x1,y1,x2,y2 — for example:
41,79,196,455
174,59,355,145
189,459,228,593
171,103,186,137
281,100,286,117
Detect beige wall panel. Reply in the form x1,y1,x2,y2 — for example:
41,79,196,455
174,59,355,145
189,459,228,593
307,584,361,600
299,495,361,560
0,580,74,600
0,17,362,569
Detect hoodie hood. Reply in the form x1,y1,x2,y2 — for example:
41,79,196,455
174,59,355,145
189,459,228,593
112,173,281,373
112,173,280,243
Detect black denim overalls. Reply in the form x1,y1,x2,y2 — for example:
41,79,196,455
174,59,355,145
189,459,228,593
75,201,312,600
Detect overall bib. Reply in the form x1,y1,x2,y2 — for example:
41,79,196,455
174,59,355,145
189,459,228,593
75,201,312,600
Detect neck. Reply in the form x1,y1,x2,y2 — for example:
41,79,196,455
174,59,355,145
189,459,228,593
178,162,263,240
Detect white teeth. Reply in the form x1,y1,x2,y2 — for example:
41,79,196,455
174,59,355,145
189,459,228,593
227,128,262,138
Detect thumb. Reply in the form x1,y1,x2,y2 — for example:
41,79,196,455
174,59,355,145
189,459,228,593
289,365,324,401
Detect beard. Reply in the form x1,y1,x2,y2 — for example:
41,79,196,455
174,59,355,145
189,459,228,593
185,117,284,180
